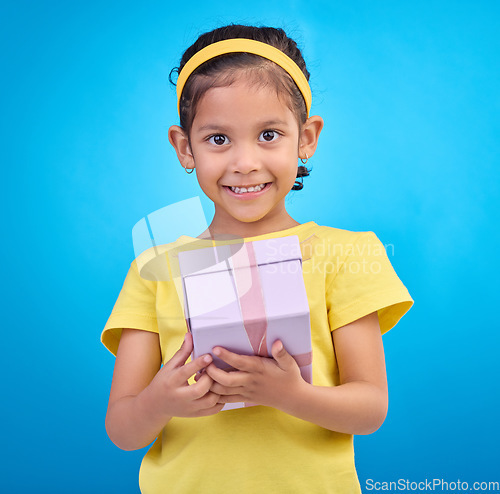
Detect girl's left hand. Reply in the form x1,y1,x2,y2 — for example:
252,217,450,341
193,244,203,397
204,340,307,409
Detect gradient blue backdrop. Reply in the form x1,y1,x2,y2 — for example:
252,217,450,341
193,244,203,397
2,1,498,492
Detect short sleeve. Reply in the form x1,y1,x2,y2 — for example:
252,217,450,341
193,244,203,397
101,260,158,356
326,232,413,334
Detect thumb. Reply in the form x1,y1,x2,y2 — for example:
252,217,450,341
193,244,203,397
164,332,193,370
271,340,296,371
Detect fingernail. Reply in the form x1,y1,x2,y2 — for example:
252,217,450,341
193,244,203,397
213,347,221,356
203,354,212,363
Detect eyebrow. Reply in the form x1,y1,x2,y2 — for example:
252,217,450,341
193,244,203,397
259,120,289,128
196,120,289,133
196,124,230,133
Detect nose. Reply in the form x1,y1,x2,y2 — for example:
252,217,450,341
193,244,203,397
231,142,262,175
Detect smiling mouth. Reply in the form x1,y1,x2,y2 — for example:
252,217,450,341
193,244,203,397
225,183,269,194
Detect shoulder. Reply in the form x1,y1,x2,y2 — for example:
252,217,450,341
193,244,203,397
310,224,379,242
303,224,383,261
313,226,413,333
133,235,194,282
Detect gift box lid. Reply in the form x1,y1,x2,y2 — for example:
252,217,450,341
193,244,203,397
178,236,307,326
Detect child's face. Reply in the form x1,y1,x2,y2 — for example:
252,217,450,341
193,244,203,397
185,77,306,235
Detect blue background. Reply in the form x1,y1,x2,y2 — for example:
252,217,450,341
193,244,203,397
2,1,498,492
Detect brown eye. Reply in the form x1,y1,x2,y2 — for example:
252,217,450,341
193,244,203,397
209,134,228,145
259,130,278,142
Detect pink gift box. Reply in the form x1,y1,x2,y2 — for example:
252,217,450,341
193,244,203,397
178,235,312,411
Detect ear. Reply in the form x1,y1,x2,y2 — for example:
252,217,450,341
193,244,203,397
168,125,195,171
298,115,324,160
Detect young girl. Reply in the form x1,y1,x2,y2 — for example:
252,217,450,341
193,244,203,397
102,24,413,493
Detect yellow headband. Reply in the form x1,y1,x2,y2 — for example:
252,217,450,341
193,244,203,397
176,38,312,117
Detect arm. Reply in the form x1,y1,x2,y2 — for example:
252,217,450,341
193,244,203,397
105,329,223,451
206,312,388,435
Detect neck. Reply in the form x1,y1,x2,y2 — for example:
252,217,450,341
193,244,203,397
198,213,300,240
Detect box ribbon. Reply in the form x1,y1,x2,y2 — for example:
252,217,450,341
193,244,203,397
229,242,312,370
230,242,269,357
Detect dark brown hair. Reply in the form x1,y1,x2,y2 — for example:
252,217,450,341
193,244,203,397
170,24,311,190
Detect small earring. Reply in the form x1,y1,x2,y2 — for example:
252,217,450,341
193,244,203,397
300,153,309,165
183,165,195,174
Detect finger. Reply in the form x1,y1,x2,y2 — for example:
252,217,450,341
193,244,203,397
212,347,257,372
210,380,245,396
186,372,215,400
174,353,213,384
271,340,298,371
192,402,225,417
192,390,221,410
205,363,243,387
164,333,194,370
216,394,247,404
177,375,217,404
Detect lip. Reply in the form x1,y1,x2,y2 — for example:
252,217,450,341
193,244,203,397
223,182,272,200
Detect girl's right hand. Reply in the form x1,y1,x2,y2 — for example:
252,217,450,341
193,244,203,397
146,332,224,419
107,329,222,450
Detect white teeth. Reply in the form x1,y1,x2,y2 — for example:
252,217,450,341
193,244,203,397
230,183,266,194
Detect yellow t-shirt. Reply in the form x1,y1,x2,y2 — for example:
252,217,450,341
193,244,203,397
102,222,413,493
